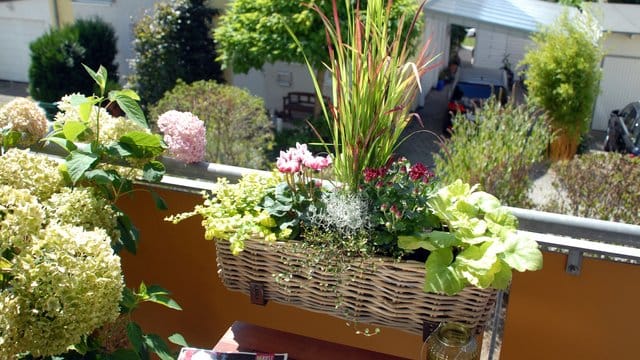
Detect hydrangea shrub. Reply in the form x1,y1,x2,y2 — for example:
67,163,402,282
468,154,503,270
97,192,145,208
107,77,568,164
157,110,206,163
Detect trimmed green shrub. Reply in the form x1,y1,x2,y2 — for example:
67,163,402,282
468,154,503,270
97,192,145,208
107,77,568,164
434,99,552,207
149,80,273,169
544,152,640,225
129,0,223,107
29,18,118,103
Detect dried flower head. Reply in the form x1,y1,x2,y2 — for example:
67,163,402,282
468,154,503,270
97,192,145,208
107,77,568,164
157,110,206,163
0,97,48,147
0,224,123,358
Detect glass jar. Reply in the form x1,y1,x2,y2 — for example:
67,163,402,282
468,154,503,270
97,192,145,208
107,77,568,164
423,322,479,360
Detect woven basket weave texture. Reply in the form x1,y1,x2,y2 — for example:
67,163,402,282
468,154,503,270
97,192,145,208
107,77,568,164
216,239,497,335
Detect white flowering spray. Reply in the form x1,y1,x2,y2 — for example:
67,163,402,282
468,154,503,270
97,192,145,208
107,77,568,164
0,224,124,358
0,185,45,254
0,97,48,148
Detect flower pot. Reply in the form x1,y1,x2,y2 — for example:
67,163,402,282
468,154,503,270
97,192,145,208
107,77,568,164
215,239,498,335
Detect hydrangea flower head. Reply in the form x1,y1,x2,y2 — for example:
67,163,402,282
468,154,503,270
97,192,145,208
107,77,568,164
0,97,48,147
157,110,206,163
0,149,64,201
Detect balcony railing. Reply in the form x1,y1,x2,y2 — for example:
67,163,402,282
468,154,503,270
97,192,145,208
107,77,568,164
34,146,640,359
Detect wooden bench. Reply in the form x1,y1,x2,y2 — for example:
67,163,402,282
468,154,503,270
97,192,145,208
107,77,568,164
280,92,329,121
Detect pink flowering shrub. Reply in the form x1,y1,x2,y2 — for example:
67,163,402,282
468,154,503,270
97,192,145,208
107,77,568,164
157,110,206,163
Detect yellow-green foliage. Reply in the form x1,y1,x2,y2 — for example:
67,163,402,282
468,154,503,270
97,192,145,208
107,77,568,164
521,10,604,138
166,172,290,255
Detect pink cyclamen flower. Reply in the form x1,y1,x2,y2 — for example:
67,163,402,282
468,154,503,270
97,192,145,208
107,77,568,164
303,155,332,171
157,110,206,163
276,153,302,173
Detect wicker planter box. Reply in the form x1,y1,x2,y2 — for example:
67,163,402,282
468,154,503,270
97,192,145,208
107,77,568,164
215,239,498,335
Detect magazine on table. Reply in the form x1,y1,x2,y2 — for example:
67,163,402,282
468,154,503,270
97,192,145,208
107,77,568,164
178,347,288,360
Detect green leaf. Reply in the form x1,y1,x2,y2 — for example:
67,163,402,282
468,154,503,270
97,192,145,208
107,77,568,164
143,161,165,182
117,214,139,255
150,191,168,210
468,191,501,213
68,93,89,106
66,150,99,184
501,232,543,272
119,132,165,158
120,287,138,313
45,136,78,153
110,89,141,101
2,130,21,148
168,333,189,347
138,282,148,296
146,293,182,311
84,169,116,186
424,248,465,295
127,322,145,355
116,96,147,128
455,242,499,288
105,143,133,158
143,334,174,360
83,64,107,93
491,260,513,289
486,207,519,229
62,121,89,141
78,101,94,123
398,230,458,251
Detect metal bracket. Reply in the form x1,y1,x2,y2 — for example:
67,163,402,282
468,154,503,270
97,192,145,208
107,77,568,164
250,282,267,306
565,250,583,276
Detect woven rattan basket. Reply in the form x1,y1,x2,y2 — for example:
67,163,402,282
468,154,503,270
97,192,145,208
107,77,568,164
215,239,497,335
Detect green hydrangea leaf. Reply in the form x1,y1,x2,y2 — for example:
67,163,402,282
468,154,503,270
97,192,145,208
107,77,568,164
116,95,147,129
66,150,99,184
144,334,173,360
126,322,145,355
109,88,141,102
143,160,165,182
106,349,140,360
120,131,166,158
501,232,543,272
424,248,465,295
62,121,89,141
46,136,78,153
168,333,189,347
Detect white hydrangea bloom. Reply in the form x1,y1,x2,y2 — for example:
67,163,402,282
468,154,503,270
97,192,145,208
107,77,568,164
0,224,124,358
45,187,120,243
0,185,45,254
0,148,64,201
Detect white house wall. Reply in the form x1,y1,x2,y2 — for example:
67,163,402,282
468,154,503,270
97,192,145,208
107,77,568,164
72,0,157,80
0,0,53,82
421,15,449,107
473,26,531,70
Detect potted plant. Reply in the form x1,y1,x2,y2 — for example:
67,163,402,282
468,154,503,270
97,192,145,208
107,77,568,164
168,0,542,335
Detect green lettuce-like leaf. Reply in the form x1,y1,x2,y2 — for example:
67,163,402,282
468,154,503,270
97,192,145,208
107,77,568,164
491,259,513,289
455,242,499,288
398,230,459,251
501,232,543,272
467,191,501,213
424,248,465,295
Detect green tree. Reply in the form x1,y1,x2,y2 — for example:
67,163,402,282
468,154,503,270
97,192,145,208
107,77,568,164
213,0,423,105
520,10,604,160
128,0,224,107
